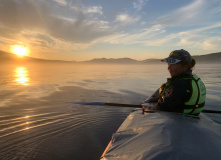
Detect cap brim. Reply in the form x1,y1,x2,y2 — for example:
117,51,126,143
161,58,181,64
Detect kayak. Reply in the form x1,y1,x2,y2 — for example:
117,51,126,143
100,109,221,160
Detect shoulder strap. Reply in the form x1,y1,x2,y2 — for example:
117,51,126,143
189,77,201,114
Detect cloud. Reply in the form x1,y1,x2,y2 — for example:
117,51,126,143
103,24,165,45
0,0,112,49
115,14,139,24
0,0,44,30
154,0,204,26
202,37,221,50
152,0,221,28
103,20,221,53
53,0,67,6
45,15,111,43
143,23,221,49
0,0,220,59
133,0,148,11
176,23,221,47
86,6,103,15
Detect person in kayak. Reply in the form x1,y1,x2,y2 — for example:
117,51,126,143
143,49,206,115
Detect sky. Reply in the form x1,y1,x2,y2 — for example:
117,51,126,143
0,0,221,61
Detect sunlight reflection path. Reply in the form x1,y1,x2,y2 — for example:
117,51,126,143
14,67,30,85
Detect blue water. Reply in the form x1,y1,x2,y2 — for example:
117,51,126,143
0,62,220,160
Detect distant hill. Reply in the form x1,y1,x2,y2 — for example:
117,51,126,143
192,52,221,63
141,58,161,64
140,52,221,64
1,50,221,64
0,50,74,63
83,58,140,64
84,52,221,64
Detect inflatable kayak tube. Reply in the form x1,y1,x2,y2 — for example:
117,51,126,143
100,109,221,160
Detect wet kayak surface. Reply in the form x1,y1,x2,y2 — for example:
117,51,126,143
101,109,221,160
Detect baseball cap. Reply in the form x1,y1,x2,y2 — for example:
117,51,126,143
161,49,192,64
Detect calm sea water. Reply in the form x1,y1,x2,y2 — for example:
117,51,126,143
0,62,221,160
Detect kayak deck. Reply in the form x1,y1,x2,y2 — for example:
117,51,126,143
101,109,221,160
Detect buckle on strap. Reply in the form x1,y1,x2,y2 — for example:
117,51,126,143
184,102,205,109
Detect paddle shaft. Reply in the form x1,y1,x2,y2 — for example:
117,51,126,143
106,103,221,114
67,102,221,114
105,102,142,108
202,110,221,114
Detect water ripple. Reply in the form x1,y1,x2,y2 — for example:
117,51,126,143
0,105,131,160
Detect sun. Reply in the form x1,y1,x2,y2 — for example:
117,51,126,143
12,45,28,56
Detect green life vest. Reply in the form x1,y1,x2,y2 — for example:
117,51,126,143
182,75,206,115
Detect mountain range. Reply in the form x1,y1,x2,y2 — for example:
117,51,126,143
1,50,221,64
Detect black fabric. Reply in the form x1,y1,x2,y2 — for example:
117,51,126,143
156,71,193,112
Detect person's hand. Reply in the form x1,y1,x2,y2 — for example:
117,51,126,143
142,103,158,111
151,103,159,110
142,105,151,111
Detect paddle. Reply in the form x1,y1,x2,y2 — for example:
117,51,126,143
66,102,141,107
66,102,221,114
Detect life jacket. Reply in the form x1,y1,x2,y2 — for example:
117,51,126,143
182,75,206,115
159,74,206,115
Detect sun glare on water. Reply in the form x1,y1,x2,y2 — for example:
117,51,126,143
14,67,30,85
12,45,28,56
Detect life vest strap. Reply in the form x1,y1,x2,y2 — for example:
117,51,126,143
183,102,205,109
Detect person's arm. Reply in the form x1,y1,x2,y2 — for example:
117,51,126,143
142,89,160,111
144,88,160,103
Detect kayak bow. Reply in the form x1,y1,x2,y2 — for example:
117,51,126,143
100,109,221,160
